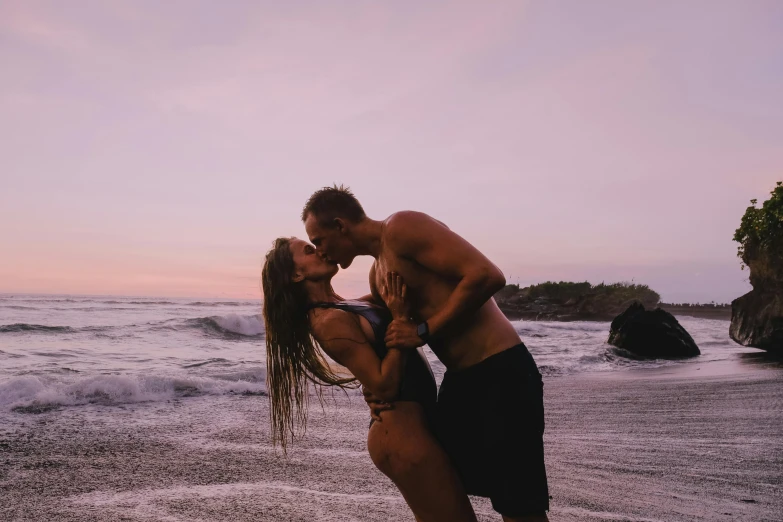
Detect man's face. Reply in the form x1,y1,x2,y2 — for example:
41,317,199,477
304,213,356,269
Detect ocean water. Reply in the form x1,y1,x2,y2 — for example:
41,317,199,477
5,294,779,522
0,294,740,416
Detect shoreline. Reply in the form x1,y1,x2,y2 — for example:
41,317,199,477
657,305,733,321
591,345,782,381
2,355,781,521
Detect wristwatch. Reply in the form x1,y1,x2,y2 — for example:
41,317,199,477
416,321,430,343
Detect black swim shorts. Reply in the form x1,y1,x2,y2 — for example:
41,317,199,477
435,343,550,517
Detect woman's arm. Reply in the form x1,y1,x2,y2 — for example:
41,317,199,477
380,271,410,320
312,310,405,402
360,271,411,418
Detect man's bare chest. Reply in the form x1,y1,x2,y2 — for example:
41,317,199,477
371,253,432,304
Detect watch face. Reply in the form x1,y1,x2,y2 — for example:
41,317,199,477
417,322,428,338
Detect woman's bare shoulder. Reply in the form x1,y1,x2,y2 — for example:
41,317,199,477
309,308,366,345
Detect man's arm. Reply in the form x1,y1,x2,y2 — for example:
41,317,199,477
383,211,506,348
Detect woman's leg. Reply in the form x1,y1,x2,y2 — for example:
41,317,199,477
367,402,477,522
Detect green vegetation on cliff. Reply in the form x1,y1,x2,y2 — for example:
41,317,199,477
499,281,660,306
495,281,661,320
733,181,783,285
528,281,659,305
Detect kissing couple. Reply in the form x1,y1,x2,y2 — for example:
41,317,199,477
262,185,549,521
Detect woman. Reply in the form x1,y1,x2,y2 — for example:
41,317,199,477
261,237,477,522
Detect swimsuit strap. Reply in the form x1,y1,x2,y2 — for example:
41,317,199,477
307,300,380,313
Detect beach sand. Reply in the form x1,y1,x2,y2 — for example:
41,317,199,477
2,355,781,521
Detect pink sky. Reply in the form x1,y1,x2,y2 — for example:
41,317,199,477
1,1,781,302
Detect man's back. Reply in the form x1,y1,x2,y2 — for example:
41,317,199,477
368,210,521,370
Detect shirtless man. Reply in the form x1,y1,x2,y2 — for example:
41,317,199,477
302,185,550,522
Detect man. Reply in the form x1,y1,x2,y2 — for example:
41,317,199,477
302,185,549,522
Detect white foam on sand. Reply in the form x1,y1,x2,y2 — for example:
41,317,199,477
557,506,663,522
72,481,406,504
70,482,409,522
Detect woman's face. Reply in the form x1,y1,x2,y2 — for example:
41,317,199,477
289,238,339,283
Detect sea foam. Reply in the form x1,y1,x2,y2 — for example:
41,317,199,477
0,371,268,413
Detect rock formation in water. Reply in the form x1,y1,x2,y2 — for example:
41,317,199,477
608,302,700,358
730,182,783,353
730,291,783,352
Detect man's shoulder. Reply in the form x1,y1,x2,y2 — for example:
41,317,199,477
384,211,448,243
385,210,428,228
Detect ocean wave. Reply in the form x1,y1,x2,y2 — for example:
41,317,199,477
210,369,267,383
0,314,265,339
99,300,178,305
0,372,268,412
0,323,74,334
537,364,566,376
1,305,145,312
71,307,141,312
187,301,257,307
182,358,232,369
30,350,79,358
0,349,26,359
0,298,79,304
1,298,179,306
188,314,265,338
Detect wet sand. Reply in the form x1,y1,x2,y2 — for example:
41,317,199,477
2,355,781,521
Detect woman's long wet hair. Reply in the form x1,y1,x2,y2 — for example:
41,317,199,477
261,237,357,452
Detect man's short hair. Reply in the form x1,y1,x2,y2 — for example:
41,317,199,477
301,184,366,226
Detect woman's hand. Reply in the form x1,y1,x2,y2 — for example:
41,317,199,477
380,271,410,320
362,385,394,422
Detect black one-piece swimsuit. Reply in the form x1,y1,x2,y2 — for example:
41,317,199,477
308,300,437,425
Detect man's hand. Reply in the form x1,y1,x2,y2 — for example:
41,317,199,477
385,318,425,349
363,386,394,422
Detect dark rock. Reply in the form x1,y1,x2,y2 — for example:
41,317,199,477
730,290,783,353
608,302,700,358
730,239,783,352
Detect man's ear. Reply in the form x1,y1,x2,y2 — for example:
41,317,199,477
333,217,346,233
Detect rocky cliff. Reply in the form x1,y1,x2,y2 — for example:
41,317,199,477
730,183,783,353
